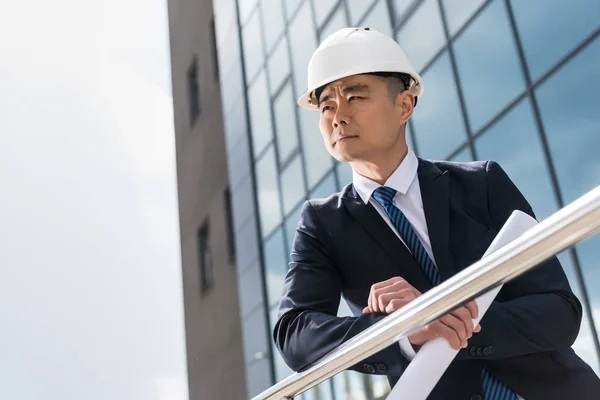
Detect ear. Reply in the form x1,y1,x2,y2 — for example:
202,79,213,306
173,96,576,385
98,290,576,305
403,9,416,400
395,90,415,124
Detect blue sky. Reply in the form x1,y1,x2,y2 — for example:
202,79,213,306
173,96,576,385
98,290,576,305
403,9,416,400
0,1,188,399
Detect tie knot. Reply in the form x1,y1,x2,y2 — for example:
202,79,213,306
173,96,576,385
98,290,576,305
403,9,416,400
372,186,397,207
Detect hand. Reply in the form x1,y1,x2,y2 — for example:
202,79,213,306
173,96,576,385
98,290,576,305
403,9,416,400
362,277,481,350
362,277,421,314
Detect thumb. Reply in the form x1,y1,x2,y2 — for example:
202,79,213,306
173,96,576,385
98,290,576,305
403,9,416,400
363,306,370,313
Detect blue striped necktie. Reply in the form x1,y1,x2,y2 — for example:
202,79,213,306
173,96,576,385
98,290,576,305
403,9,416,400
372,186,518,400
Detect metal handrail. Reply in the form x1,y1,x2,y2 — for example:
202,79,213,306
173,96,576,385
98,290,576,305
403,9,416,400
253,185,600,400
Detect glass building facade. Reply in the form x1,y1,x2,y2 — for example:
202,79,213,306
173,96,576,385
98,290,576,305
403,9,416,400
211,0,600,397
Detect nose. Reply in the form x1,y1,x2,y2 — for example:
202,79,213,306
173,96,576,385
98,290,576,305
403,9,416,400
332,104,349,129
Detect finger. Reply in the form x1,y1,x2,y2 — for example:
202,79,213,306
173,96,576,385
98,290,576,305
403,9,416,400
363,306,370,313
372,283,411,312
369,280,399,312
474,324,481,333
434,321,461,350
440,314,468,348
370,277,405,291
385,299,405,314
377,288,416,312
464,300,479,320
450,307,474,338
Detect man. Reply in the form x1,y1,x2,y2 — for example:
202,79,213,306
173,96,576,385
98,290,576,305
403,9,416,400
273,27,600,399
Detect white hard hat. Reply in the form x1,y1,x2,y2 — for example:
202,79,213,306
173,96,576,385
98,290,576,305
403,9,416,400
298,27,424,110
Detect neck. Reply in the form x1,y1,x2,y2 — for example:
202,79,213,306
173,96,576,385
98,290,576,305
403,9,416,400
351,145,409,185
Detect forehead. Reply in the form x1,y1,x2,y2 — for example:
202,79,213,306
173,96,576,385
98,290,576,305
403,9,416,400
320,74,381,95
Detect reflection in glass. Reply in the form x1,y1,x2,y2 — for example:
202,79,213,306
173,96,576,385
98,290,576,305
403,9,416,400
268,37,291,93
309,171,337,199
274,82,300,163
284,0,303,21
321,6,348,40
281,155,307,215
256,146,282,237
392,0,414,20
261,0,285,53
263,228,288,307
313,0,338,28
238,0,259,25
411,51,467,160
347,0,376,25
536,37,600,346
449,145,472,162
396,0,445,71
511,0,600,81
248,71,274,157
475,98,557,220
441,0,485,36
288,1,318,98
332,370,369,400
336,162,353,191
361,0,393,37
453,0,526,132
242,9,265,82
536,37,600,204
298,109,334,187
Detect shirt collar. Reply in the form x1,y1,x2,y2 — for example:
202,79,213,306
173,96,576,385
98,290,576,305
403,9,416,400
352,149,418,204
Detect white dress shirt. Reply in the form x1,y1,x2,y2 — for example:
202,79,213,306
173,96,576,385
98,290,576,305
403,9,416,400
351,150,525,399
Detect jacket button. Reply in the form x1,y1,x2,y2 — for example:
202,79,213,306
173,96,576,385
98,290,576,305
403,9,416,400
470,394,483,400
363,363,376,373
375,363,387,373
470,347,477,356
483,346,491,356
476,347,484,356
489,345,495,354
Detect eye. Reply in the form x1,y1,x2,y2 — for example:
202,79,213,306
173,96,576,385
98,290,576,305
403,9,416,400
321,105,333,113
348,96,362,102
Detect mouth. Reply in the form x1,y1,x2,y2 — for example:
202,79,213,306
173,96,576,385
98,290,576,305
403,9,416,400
334,135,358,145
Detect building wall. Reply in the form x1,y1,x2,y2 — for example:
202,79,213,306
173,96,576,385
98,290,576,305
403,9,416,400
167,0,248,398
174,0,600,398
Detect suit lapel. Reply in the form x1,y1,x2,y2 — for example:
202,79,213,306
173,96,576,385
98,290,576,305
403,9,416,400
417,159,457,281
341,186,433,293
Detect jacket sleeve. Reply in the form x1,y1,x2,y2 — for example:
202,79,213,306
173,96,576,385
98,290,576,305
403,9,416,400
457,161,583,360
273,200,410,375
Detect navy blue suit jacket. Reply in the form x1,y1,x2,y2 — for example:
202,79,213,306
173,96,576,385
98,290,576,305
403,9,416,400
273,159,600,399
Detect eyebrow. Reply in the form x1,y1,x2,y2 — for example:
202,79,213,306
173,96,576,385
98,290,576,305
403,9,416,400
319,83,371,105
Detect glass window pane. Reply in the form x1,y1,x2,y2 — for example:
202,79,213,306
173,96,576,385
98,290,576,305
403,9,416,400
288,1,318,98
248,71,274,157
321,6,348,40
284,204,303,255
274,82,300,163
411,51,468,159
285,0,303,21
511,0,600,81
370,375,390,398
332,371,369,400
475,98,558,220
537,37,600,355
261,0,286,53
264,227,288,306
270,306,295,381
393,0,414,20
441,0,485,36
256,146,283,237
239,0,259,24
301,383,334,400
242,306,269,365
336,162,353,190
280,154,307,214
361,0,393,38
556,251,600,375
449,146,472,162
454,0,526,132
313,0,338,28
242,9,265,82
268,37,291,93
309,170,336,199
298,109,334,187
396,0,446,71
347,0,376,25
536,37,600,205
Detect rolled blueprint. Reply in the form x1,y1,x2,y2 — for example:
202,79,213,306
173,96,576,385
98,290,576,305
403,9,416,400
387,210,538,400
